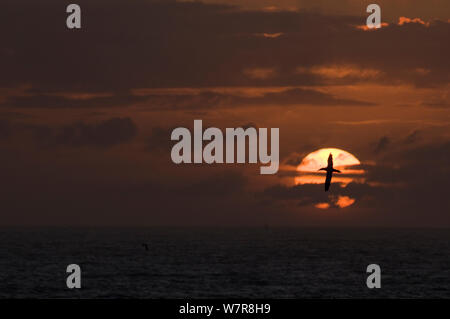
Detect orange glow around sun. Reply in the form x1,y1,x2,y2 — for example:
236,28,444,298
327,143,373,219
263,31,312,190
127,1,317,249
295,148,365,187
295,148,364,209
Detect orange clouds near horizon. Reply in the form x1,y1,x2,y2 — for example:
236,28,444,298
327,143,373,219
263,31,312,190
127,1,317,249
398,16,430,27
356,16,445,31
335,196,356,208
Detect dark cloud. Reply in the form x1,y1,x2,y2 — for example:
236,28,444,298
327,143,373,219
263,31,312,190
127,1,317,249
404,130,421,144
258,181,390,214
374,136,390,154
30,117,138,148
115,170,247,200
262,182,367,203
133,88,374,110
243,88,375,106
1,0,448,98
146,127,172,152
371,129,427,156
0,88,373,110
421,99,450,108
0,92,147,109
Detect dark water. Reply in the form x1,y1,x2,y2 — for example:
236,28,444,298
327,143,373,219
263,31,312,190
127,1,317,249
0,228,449,298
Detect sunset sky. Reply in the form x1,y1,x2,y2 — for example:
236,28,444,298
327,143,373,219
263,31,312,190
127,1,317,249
0,0,449,226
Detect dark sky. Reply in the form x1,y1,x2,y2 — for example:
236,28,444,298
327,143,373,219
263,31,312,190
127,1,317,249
0,0,449,226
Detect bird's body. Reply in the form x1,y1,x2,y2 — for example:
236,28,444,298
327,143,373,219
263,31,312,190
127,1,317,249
319,153,341,191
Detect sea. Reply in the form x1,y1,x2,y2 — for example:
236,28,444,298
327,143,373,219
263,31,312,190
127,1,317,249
0,228,449,298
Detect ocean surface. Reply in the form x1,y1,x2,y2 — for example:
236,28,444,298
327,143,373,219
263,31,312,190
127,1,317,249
0,228,449,298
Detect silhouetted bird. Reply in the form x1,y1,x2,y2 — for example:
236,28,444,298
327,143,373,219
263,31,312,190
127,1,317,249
142,243,149,251
319,153,341,191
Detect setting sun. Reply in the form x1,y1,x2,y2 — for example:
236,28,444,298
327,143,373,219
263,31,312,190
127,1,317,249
295,148,364,209
295,148,365,188
297,148,361,173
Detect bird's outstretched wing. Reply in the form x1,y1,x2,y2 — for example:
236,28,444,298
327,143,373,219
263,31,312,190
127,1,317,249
325,171,332,191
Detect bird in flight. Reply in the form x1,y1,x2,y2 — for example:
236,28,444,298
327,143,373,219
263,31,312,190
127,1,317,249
319,153,341,191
